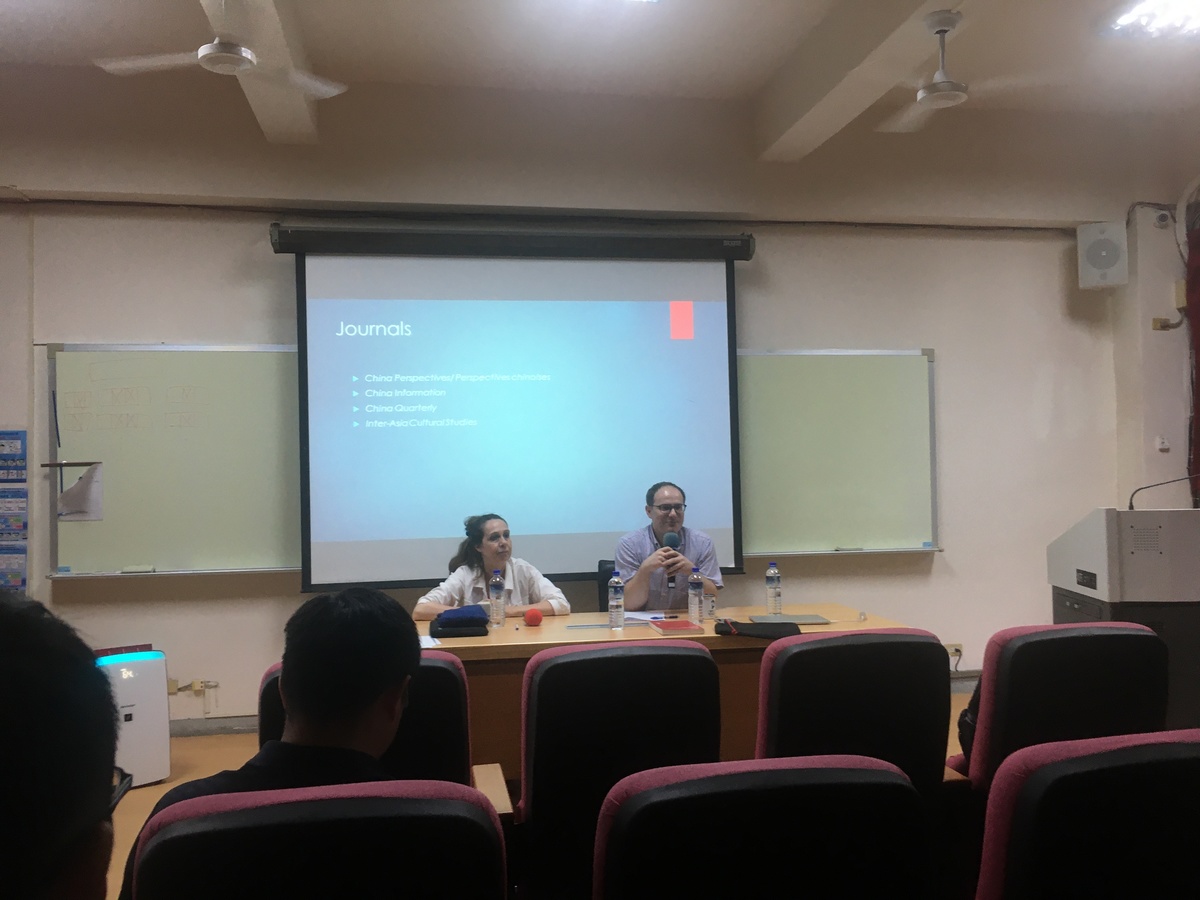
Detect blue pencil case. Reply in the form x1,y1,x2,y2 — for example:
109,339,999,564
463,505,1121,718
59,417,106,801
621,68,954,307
430,603,489,638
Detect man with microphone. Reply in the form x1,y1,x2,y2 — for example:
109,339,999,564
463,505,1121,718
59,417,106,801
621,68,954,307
615,481,722,610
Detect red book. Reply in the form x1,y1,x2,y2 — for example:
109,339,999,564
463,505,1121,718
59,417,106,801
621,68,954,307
649,619,704,635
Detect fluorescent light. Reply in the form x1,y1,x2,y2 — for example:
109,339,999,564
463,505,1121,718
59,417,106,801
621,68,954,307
1112,1,1200,36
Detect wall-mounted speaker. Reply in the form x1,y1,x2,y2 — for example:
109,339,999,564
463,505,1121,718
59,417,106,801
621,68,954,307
1077,220,1129,290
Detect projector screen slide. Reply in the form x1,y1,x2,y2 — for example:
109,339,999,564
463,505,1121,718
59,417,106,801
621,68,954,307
301,254,739,588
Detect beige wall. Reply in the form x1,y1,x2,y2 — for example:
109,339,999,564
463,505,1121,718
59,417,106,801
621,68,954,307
0,215,31,428
1,76,1193,718
1114,208,1191,507
3,206,1140,718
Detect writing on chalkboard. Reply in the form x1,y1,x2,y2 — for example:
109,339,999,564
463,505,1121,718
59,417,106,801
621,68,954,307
53,348,301,574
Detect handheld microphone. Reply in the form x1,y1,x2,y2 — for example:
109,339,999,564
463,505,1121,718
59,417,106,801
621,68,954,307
663,531,681,588
1127,474,1198,509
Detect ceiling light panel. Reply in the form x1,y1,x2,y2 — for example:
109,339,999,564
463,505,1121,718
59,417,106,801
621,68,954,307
1112,1,1200,36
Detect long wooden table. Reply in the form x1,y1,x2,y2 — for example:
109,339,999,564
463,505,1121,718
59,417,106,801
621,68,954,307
420,604,906,777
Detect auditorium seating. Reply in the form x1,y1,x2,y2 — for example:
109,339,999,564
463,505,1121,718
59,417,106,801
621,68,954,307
257,649,472,784
976,730,1200,900
947,622,1168,791
594,755,933,900
517,640,720,899
939,622,1169,900
756,628,950,793
132,780,506,899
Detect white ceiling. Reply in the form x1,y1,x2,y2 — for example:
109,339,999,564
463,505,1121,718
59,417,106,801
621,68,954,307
1,0,1198,148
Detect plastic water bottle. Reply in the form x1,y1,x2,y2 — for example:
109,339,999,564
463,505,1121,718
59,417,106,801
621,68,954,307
488,569,506,628
608,569,625,629
688,567,704,625
765,561,782,616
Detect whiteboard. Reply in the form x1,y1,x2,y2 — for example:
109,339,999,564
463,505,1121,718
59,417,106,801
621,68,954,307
50,346,936,573
737,350,938,556
53,348,300,574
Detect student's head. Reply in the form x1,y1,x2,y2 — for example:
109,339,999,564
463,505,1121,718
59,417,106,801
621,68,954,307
0,590,119,900
280,587,421,757
448,513,509,574
645,481,687,538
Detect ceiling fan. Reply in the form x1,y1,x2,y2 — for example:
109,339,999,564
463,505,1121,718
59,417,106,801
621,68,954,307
93,1,346,100
877,9,969,133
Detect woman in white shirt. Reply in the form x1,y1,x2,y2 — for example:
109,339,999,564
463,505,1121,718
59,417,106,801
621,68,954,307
412,514,571,621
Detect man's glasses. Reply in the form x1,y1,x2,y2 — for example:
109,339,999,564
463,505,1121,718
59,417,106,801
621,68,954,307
110,766,132,814
652,504,686,513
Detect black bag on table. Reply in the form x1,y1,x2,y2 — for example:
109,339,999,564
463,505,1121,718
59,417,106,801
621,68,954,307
713,618,801,640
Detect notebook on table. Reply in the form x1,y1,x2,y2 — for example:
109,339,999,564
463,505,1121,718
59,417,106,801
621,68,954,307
749,614,832,625
649,619,705,635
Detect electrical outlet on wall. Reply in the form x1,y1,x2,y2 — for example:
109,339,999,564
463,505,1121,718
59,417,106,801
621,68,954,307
944,643,963,660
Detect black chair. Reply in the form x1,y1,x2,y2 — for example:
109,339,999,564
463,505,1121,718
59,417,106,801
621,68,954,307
517,640,720,899
756,628,950,794
258,649,472,784
256,661,286,747
596,558,615,611
942,622,1170,899
976,729,1200,900
947,622,1169,792
133,780,506,900
594,755,933,900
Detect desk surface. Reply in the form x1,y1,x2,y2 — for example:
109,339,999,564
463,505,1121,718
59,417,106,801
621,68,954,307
419,603,907,661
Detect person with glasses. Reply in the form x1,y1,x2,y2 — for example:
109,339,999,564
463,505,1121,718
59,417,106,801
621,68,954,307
0,590,119,900
615,481,722,611
413,513,570,620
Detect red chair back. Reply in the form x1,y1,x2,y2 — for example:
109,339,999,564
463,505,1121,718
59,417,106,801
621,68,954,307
960,623,1168,792
595,755,932,900
757,628,950,792
977,730,1200,900
519,640,720,899
133,780,505,899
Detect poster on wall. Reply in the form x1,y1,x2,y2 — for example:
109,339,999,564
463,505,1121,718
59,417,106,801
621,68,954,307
0,431,29,587
0,486,27,539
0,542,26,589
0,430,27,483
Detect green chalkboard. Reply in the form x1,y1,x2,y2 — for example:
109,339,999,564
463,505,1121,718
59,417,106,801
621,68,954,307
53,348,301,574
737,350,937,556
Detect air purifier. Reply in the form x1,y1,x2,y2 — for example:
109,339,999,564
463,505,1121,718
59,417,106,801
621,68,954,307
96,649,171,786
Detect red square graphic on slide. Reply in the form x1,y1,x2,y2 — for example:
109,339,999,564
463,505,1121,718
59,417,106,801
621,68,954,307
669,301,694,340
